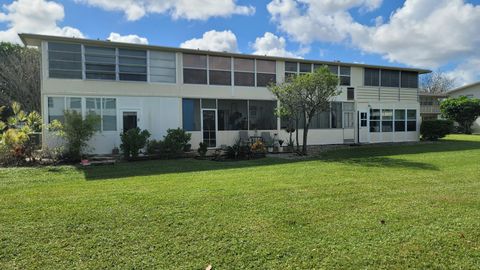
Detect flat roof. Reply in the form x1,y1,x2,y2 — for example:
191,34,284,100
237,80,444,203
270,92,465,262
19,33,431,74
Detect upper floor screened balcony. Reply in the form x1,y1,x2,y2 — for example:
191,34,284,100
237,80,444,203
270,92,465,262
20,34,430,96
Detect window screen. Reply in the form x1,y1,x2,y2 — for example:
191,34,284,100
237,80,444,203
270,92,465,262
48,42,82,79
256,60,276,87
119,49,147,81
182,99,201,131
218,99,248,130
47,97,65,123
364,68,380,86
381,69,400,87
395,109,406,131
209,56,231,86
234,58,255,86
249,100,277,130
183,54,207,84
401,71,419,88
150,51,176,83
84,46,116,80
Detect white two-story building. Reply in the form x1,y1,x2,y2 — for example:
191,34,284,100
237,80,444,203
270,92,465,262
20,33,430,154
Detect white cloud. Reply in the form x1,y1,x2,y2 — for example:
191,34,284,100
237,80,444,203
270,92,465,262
180,30,238,52
252,32,302,58
75,0,255,21
446,59,480,86
107,32,148,44
0,0,84,43
267,0,480,84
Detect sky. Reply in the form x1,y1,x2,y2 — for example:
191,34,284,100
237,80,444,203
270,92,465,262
1,0,480,85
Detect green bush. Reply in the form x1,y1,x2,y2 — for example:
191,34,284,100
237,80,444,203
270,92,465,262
226,139,251,160
120,128,151,160
163,128,191,153
146,129,191,158
197,142,208,158
50,111,100,161
420,120,453,141
440,96,480,134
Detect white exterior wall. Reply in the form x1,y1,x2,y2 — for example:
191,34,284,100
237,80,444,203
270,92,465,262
38,39,423,154
449,84,480,133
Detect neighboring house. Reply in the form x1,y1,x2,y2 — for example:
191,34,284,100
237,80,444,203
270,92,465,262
20,33,430,154
419,92,448,121
448,81,480,133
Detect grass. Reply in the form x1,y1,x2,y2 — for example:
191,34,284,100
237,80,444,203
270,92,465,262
1,134,480,269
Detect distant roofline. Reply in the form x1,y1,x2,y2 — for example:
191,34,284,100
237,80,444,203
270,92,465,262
418,92,449,97
448,81,480,94
19,33,431,74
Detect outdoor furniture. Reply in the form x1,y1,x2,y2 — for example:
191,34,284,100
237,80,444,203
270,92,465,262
239,131,249,144
261,132,273,145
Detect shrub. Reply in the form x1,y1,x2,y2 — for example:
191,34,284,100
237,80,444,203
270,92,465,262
49,111,100,161
120,128,151,160
440,96,480,134
251,140,266,153
145,129,191,158
0,102,43,165
420,120,453,141
162,128,191,154
226,139,252,160
197,142,208,158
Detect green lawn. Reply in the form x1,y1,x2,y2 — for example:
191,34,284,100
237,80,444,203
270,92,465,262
1,135,480,269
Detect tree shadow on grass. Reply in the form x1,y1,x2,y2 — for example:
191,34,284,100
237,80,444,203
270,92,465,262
80,138,480,180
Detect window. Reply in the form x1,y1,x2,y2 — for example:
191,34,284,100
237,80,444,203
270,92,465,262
84,46,116,80
86,98,102,131
285,61,297,82
118,49,147,81
395,109,406,131
339,66,351,86
299,63,312,73
102,98,117,131
234,58,255,86
347,87,355,100
305,110,330,129
331,102,343,128
150,51,176,83
182,99,201,131
47,97,65,123
364,68,380,86
48,42,82,79
327,65,338,75
381,69,400,87
343,103,355,129
183,54,207,84
209,56,231,85
370,109,380,132
249,100,277,130
201,99,217,109
256,60,276,87
407,109,417,131
218,99,248,130
401,71,418,88
66,97,82,114
360,112,368,127
382,109,393,132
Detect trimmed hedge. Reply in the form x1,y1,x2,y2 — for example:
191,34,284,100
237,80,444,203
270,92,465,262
420,120,453,141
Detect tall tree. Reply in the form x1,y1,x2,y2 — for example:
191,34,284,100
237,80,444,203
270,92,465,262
0,42,41,113
440,96,480,134
421,72,456,93
269,66,340,155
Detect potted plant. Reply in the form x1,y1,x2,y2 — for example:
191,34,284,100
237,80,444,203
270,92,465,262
112,146,120,155
278,139,284,152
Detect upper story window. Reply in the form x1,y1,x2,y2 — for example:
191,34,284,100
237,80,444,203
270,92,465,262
299,63,312,74
365,69,418,88
256,60,276,87
285,61,298,81
401,71,419,88
364,68,380,86
84,46,116,80
381,69,400,87
118,49,147,81
149,51,176,83
183,54,207,84
339,66,351,86
234,58,255,87
209,56,231,86
48,42,82,79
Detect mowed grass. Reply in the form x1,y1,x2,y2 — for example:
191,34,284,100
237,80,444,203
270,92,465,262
1,135,480,269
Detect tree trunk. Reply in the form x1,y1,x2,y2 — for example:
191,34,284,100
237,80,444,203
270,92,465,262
302,125,309,155
295,115,300,152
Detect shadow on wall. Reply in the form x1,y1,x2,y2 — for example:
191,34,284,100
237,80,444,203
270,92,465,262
79,138,480,181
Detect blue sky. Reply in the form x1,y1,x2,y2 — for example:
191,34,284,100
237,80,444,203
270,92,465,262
1,0,480,84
